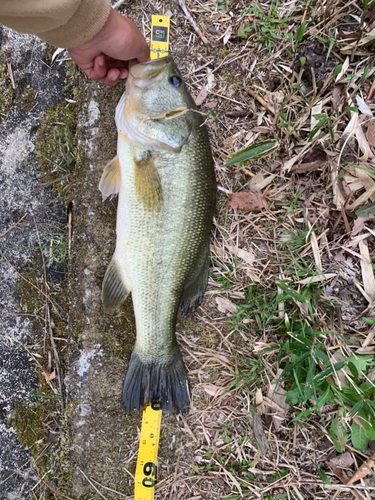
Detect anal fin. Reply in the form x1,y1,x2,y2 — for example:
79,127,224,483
102,258,130,313
181,246,210,317
99,156,121,200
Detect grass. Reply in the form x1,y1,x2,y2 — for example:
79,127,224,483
237,1,295,52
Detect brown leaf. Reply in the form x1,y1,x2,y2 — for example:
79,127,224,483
337,177,352,199
338,29,362,43
227,192,264,211
41,367,56,381
215,297,238,314
332,84,346,104
195,85,208,106
252,413,270,456
366,118,375,147
267,377,289,432
351,216,366,236
328,452,354,484
226,245,256,265
292,148,328,173
330,451,355,469
347,450,375,485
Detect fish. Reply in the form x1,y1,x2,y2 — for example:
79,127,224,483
99,56,216,413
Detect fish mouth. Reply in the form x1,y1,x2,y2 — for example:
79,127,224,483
130,56,173,87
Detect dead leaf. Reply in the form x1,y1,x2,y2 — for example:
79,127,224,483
330,452,355,469
249,172,275,192
359,238,375,302
335,56,350,82
203,384,223,397
215,297,238,314
338,28,363,43
223,26,232,45
328,452,354,484
343,111,374,161
337,177,352,199
226,245,256,265
351,216,366,236
227,192,264,211
366,118,375,147
195,85,208,106
347,450,375,485
292,148,328,173
206,68,215,91
296,273,336,285
267,375,289,432
332,84,346,105
252,413,270,456
41,368,56,382
356,95,372,115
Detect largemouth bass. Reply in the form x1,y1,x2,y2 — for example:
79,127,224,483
99,56,216,413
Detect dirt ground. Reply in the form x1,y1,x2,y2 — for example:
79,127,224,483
1,0,375,499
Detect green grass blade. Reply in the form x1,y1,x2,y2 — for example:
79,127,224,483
224,140,278,166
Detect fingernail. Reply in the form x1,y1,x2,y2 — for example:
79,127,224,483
110,75,118,82
98,56,105,67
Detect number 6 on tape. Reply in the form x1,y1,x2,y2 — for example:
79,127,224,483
134,404,162,499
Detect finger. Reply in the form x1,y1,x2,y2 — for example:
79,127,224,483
100,68,121,87
88,54,107,80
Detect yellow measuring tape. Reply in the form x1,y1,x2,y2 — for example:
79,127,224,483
134,405,162,499
150,15,170,60
134,16,170,499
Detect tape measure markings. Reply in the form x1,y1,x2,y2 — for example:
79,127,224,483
150,15,170,60
134,405,162,499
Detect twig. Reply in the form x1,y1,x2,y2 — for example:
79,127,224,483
1,253,62,319
177,0,208,44
0,213,27,237
47,305,64,410
112,0,126,9
7,62,16,89
90,476,130,496
244,88,276,115
78,468,109,500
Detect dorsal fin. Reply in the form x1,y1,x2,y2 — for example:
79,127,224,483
99,156,121,200
134,151,162,212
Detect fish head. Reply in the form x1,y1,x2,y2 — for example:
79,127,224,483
116,56,202,151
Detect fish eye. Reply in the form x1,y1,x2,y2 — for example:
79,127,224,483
169,75,182,87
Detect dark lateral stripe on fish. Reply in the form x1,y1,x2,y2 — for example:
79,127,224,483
122,349,191,413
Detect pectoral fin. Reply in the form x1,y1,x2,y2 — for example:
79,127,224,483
180,246,210,316
134,151,162,212
102,258,130,313
99,156,121,200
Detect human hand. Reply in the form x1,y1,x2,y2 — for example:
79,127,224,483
68,8,149,86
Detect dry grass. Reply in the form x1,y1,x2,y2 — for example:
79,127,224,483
128,0,375,498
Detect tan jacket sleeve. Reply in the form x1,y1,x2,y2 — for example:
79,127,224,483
0,0,111,48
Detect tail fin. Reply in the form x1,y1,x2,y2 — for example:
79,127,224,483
122,349,190,413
